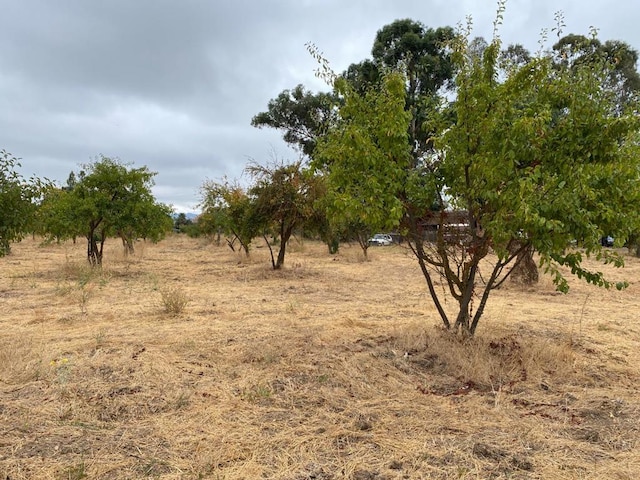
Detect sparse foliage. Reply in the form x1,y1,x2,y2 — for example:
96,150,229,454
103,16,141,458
199,179,259,255
247,161,319,270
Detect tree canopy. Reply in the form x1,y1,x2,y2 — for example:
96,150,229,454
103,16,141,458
313,73,412,259
251,85,339,158
553,33,640,109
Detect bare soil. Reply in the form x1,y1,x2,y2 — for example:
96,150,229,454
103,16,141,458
1,235,639,479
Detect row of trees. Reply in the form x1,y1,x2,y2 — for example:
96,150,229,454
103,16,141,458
210,7,640,336
199,161,327,270
197,159,395,269
0,154,173,266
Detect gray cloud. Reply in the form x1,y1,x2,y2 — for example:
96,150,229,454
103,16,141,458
1,0,638,211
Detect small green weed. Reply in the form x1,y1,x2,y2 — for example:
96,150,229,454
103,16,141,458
58,461,87,480
241,384,272,403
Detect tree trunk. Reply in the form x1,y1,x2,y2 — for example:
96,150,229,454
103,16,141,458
356,232,369,260
274,244,286,270
86,220,104,267
87,234,102,266
629,236,640,257
453,263,478,335
412,241,451,330
327,236,339,254
120,233,135,256
274,226,294,270
509,241,538,285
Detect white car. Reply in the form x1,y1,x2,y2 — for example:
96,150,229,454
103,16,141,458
368,233,393,246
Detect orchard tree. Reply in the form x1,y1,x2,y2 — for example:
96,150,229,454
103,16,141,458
247,161,318,270
36,186,84,243
414,25,640,335
0,150,40,255
42,156,172,266
199,179,259,255
35,171,86,243
253,19,455,257
551,32,640,257
314,14,640,336
313,72,412,260
493,33,640,276
115,198,173,255
302,174,345,254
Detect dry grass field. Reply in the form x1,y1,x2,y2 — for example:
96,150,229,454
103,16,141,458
1,235,640,479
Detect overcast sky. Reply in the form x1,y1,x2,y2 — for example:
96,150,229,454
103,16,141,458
2,0,638,212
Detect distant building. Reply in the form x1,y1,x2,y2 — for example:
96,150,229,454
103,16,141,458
419,210,470,243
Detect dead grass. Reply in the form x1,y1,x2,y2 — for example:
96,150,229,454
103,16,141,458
1,235,640,479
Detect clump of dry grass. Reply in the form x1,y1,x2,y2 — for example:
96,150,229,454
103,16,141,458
392,324,577,393
159,285,190,316
0,337,47,384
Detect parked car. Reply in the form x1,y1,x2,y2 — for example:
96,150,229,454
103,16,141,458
368,233,393,246
601,235,614,247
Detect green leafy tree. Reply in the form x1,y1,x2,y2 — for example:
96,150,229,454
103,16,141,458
314,19,457,259
342,59,382,94
251,85,339,158
0,150,40,255
314,15,640,336
252,85,345,254
500,43,532,69
551,33,640,257
116,199,174,255
199,179,258,255
496,34,640,275
42,156,172,266
314,73,412,260
254,21,455,257
173,213,192,233
36,186,83,243
553,33,640,110
247,161,319,270
302,175,343,254
419,23,640,335
370,19,455,161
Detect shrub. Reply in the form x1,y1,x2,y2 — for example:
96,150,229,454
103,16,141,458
160,286,189,316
